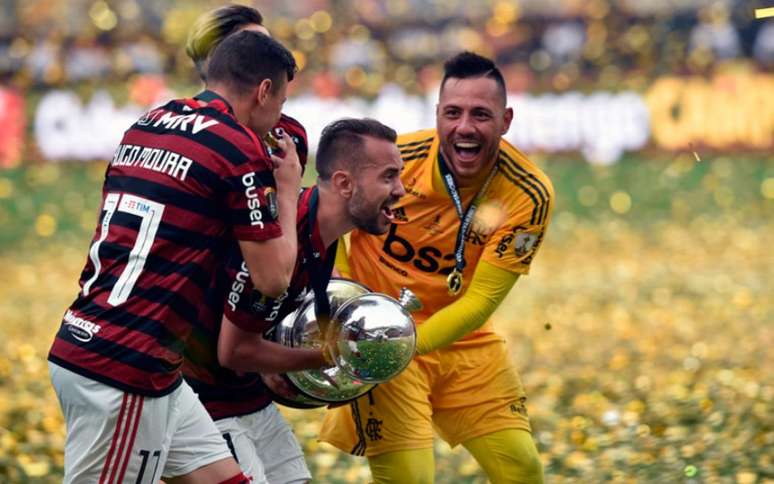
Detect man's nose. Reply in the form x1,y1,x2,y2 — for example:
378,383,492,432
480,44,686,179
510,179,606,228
456,113,476,135
394,179,406,198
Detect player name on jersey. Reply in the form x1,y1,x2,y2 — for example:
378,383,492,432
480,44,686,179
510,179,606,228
110,143,193,181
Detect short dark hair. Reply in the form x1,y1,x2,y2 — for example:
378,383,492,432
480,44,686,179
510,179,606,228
186,5,264,80
440,51,507,103
316,118,397,180
206,31,296,94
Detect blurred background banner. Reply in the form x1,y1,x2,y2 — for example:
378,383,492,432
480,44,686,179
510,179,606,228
0,0,773,165
0,1,772,482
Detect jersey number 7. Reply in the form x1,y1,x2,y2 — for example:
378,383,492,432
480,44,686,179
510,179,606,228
82,193,165,306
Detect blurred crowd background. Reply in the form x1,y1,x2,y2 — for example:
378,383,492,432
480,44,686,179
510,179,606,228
0,0,772,94
0,0,773,167
0,0,772,482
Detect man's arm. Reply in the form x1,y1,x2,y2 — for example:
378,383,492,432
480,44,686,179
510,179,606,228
415,260,519,354
217,314,328,374
239,131,301,298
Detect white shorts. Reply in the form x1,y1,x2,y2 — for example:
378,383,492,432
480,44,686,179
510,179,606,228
49,362,233,484
217,403,311,484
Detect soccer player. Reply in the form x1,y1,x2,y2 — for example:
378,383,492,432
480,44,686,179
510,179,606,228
48,32,301,484
320,52,554,483
185,5,308,172
183,118,405,483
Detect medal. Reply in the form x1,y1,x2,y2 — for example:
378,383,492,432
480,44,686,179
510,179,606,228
447,269,463,296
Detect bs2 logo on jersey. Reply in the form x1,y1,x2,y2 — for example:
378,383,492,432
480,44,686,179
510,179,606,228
382,225,456,274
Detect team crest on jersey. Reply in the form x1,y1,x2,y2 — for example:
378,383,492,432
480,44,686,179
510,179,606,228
496,225,542,262
264,187,279,220
513,227,541,260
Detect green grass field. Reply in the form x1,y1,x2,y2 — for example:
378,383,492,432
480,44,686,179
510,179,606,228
0,155,772,482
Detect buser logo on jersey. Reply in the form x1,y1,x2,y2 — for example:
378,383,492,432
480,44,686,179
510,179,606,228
227,262,250,312
241,172,264,228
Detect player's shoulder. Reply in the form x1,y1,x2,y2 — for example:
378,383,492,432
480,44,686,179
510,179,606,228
496,138,554,199
396,129,436,147
396,129,437,164
277,113,306,135
178,97,270,163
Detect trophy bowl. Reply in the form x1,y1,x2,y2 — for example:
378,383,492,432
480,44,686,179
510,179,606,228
331,293,417,383
261,279,419,408
261,278,376,408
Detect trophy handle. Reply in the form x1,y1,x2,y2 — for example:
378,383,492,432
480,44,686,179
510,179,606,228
398,287,422,313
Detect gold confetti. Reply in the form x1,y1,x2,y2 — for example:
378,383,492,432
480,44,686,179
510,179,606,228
754,7,774,19
609,191,632,214
34,214,57,237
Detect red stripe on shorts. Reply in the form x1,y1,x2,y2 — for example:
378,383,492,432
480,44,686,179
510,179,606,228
107,394,138,484
115,395,144,483
99,393,129,484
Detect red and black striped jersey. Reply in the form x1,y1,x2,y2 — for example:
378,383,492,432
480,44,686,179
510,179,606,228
48,95,282,397
183,187,329,420
273,114,308,173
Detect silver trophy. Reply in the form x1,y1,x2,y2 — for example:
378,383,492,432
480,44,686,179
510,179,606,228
262,279,420,408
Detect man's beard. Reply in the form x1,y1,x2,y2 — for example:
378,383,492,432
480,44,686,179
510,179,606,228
349,191,389,235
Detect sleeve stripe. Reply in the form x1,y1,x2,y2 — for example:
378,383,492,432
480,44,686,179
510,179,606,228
401,148,431,162
399,142,433,155
497,158,545,225
499,151,552,224
499,150,551,202
397,136,434,149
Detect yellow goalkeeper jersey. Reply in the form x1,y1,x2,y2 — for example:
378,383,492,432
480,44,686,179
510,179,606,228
344,129,554,341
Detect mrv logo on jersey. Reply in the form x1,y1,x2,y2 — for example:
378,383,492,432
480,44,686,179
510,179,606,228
63,310,102,343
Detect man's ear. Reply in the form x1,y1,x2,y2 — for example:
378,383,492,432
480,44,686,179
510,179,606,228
255,78,273,106
502,107,514,135
330,169,354,198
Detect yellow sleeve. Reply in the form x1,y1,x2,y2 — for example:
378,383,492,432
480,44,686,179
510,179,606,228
415,260,519,354
333,234,351,278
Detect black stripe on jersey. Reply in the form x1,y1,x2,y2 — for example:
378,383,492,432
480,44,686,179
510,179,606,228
73,269,200,335
223,168,275,190
399,143,432,156
145,100,257,150
56,328,177,373
97,240,213,292
134,285,200,331
104,175,219,218
397,136,434,149
131,124,253,168
499,151,551,224
71,299,181,350
496,158,543,225
350,400,367,456
402,148,431,162
108,216,222,252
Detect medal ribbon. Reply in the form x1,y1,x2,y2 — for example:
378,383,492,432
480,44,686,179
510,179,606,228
437,152,498,294
304,187,338,332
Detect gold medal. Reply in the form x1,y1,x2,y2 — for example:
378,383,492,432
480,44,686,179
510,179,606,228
263,131,280,151
447,269,463,296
